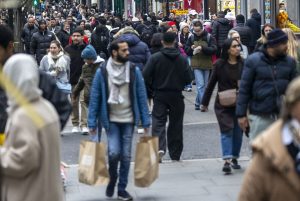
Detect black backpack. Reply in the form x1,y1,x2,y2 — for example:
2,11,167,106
140,25,154,47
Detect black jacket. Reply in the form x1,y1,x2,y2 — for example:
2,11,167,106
0,87,7,133
56,29,70,48
21,24,38,51
143,47,193,92
236,47,297,118
232,23,252,47
65,43,86,85
90,25,109,58
246,13,262,47
212,18,232,47
30,30,56,64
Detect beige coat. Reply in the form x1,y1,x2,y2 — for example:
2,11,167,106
238,120,300,201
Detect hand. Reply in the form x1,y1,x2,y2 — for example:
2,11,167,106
178,42,183,48
196,46,202,51
238,117,249,132
89,128,97,135
191,45,195,50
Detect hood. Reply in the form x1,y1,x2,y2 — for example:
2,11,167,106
119,33,140,46
160,47,180,59
3,54,41,112
94,56,105,64
216,18,230,25
252,13,261,21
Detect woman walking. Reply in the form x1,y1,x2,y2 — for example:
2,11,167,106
201,38,244,174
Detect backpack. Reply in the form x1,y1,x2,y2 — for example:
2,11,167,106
140,25,154,47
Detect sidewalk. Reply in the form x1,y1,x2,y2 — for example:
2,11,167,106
65,157,249,201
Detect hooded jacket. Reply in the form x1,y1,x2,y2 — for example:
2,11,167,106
0,54,63,201
212,17,232,47
143,47,193,92
90,25,110,58
119,33,151,71
232,23,252,47
246,13,262,47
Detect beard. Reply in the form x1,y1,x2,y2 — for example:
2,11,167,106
116,54,129,63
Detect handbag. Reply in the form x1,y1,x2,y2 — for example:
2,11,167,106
56,81,72,94
218,89,238,107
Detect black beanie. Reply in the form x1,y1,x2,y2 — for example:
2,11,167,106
236,14,245,23
267,29,288,47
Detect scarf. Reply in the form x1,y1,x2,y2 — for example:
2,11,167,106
47,51,67,74
106,57,130,104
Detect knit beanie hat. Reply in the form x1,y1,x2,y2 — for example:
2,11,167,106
267,29,288,47
180,22,189,32
81,45,97,61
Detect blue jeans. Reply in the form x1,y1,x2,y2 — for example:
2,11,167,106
106,122,134,192
220,118,243,160
194,69,210,106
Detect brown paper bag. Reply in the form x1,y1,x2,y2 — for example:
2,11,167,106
78,140,109,185
134,136,159,187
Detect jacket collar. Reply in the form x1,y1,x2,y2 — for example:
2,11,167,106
252,120,300,192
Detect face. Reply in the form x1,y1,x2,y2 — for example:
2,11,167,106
264,26,273,36
169,13,175,20
231,33,241,43
67,17,73,24
28,18,35,27
171,25,178,33
272,42,288,57
80,21,85,29
64,24,70,31
72,32,83,44
49,43,60,55
50,20,56,27
39,23,46,30
228,40,241,57
193,26,203,36
113,42,129,63
183,27,189,33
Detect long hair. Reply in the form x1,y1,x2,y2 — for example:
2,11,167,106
220,38,241,61
257,24,274,45
282,28,299,61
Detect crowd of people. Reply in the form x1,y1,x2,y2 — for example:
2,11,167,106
0,0,299,200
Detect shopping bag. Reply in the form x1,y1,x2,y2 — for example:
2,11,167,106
78,140,109,185
134,136,159,187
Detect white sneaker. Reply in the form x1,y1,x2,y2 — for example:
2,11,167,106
72,126,81,133
81,127,89,135
137,128,144,134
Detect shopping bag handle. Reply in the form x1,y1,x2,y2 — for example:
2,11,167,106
89,131,101,143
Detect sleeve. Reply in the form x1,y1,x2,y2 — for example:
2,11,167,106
202,35,217,55
0,116,40,178
183,58,193,85
211,22,219,42
201,62,218,106
39,56,48,72
30,35,37,55
236,58,256,117
88,69,102,129
73,75,85,98
184,35,194,56
21,29,26,43
135,68,150,128
142,56,155,89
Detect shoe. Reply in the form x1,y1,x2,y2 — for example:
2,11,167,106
231,159,241,169
71,126,81,133
81,127,89,135
118,190,133,200
222,161,232,174
195,105,200,110
158,150,165,163
187,87,192,92
137,128,144,134
106,182,115,198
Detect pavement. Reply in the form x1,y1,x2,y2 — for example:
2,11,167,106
63,88,251,201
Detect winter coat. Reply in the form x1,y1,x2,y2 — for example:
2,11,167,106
56,29,71,48
238,120,300,201
0,54,63,201
118,33,151,71
64,43,86,85
73,56,104,104
30,30,56,64
212,18,232,47
143,47,193,92
88,62,150,130
232,23,252,47
246,13,262,47
0,87,7,134
236,47,297,118
90,25,109,58
201,59,243,132
48,26,61,34
21,24,38,52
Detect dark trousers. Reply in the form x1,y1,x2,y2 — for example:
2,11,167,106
152,92,185,160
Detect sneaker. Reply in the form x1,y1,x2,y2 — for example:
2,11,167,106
137,128,144,134
187,87,192,92
195,105,200,110
231,159,241,169
158,150,165,163
106,182,115,198
118,190,133,201
222,161,232,174
81,127,89,135
71,126,81,133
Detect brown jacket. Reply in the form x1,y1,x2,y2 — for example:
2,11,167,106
238,120,300,201
0,98,64,201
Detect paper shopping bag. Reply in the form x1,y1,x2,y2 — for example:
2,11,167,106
134,136,159,187
78,140,109,185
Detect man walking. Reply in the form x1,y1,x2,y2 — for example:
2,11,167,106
21,16,38,54
246,9,262,53
236,29,297,141
143,32,193,162
88,39,150,200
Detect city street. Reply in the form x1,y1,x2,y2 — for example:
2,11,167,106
61,88,251,201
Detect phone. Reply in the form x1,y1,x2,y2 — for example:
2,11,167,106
245,126,250,138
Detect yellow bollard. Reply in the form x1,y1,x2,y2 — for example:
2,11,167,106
0,133,5,146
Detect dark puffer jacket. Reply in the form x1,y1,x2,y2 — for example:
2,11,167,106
236,47,297,118
246,13,262,47
232,23,252,47
90,25,109,59
118,33,151,71
21,24,38,53
56,29,70,48
30,30,56,64
212,18,232,47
